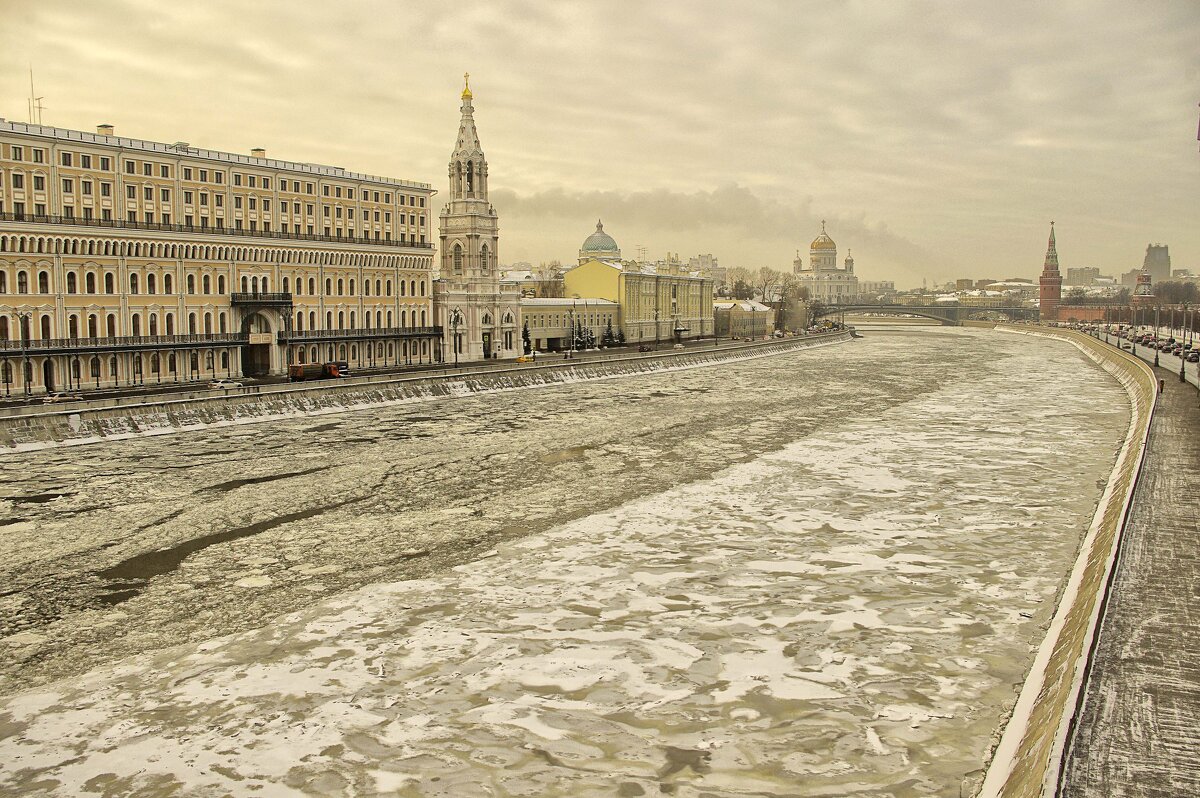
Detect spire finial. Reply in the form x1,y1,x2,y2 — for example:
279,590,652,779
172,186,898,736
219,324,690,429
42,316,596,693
596,219,603,231
821,219,826,233
462,72,473,100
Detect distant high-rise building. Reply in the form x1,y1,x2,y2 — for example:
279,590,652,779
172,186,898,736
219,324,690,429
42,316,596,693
955,278,975,291
1142,244,1171,282
974,279,997,290
1066,267,1101,286
1038,222,1062,321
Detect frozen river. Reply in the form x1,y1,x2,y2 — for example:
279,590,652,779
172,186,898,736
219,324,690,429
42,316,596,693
0,329,1129,796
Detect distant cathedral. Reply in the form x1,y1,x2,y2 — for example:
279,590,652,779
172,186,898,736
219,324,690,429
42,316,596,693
793,221,858,303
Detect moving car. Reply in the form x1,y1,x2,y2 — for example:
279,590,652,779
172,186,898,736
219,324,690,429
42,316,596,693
209,379,244,390
42,392,83,404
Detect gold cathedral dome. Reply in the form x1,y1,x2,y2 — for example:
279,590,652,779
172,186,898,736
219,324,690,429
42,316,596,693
810,220,836,251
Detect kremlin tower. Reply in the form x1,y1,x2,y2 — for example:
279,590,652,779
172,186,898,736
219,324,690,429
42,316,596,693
1038,222,1062,322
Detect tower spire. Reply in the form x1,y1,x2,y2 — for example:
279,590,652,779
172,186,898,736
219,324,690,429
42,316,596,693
462,72,472,100
1038,221,1062,321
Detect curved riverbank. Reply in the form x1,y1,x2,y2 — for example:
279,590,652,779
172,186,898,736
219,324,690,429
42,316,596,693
978,326,1157,798
0,332,849,452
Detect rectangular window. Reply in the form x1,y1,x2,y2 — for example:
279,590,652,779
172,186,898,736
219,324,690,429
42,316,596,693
185,214,193,226
100,181,111,197
236,219,243,230
61,152,73,166
214,171,223,184
144,186,153,201
34,203,45,216
82,181,93,195
64,205,74,218
62,178,74,193
374,191,380,202
294,180,301,192
419,197,425,207
80,154,91,169
199,193,208,206
335,186,342,198
215,194,223,207
32,149,44,163
248,175,256,188
323,206,330,217
33,175,44,190
143,162,152,176
183,167,193,180
126,185,136,199
262,177,270,190
160,165,169,178
128,209,137,222
323,185,330,196
125,160,136,174
335,206,342,218
199,169,208,182
10,146,22,161
249,197,256,210
262,198,270,211
184,190,193,204
99,156,110,171
234,196,243,209
384,211,391,223
347,188,354,200
102,208,111,220
306,203,314,215
306,182,313,194
234,173,242,186
160,188,170,202
161,213,170,224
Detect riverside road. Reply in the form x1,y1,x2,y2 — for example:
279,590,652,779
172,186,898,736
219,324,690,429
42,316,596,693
0,328,1131,796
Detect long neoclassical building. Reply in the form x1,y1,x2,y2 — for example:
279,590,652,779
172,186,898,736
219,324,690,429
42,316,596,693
0,118,439,394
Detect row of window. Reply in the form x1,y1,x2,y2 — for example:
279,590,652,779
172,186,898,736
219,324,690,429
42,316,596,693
5,146,428,207
0,269,428,298
0,306,432,341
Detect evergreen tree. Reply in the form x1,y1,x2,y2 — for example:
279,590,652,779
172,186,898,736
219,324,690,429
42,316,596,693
602,319,616,347
521,319,531,354
574,319,584,350
617,329,626,346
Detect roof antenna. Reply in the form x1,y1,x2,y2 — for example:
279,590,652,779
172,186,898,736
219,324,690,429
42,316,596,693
28,67,45,125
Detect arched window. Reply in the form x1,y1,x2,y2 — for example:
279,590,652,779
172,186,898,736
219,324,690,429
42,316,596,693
164,274,173,294
349,311,355,329
68,315,78,338
337,278,344,296
106,314,116,337
166,313,175,335
219,312,227,333
187,274,196,294
17,271,29,293
132,314,142,336
38,271,50,293
149,314,158,335
364,280,370,297
104,272,115,294
151,353,159,374
146,273,156,294
0,317,7,340
410,279,416,296
241,275,249,292
453,243,463,273
66,273,77,294
40,315,51,339
87,314,98,338
338,311,345,328
349,279,355,296
480,244,490,275
325,278,332,295
296,311,304,331
386,280,392,297
221,351,229,369
309,311,316,330
188,313,197,334
217,275,226,294
0,272,6,293
419,280,426,296
90,357,100,379
375,279,381,296
421,309,427,325
326,311,333,329
400,280,406,297
283,276,290,294
204,312,212,334
386,310,393,326
401,310,407,327
85,272,96,293
262,276,268,292
129,273,139,294
203,275,211,294
308,277,315,295
168,353,176,373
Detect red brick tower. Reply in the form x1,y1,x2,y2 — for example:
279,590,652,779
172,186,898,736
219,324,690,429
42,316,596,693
1038,222,1062,322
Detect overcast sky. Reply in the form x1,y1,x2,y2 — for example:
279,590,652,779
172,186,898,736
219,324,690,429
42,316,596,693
2,0,1198,287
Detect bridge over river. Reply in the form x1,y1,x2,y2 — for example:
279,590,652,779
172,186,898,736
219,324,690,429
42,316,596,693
816,303,1040,325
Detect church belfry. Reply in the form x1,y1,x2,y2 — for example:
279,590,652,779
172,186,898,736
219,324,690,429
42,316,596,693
434,74,519,363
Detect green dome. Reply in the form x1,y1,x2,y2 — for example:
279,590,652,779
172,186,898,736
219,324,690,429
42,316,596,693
581,219,620,254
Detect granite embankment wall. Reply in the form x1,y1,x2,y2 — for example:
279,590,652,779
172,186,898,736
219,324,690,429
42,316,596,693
978,326,1157,798
0,332,849,452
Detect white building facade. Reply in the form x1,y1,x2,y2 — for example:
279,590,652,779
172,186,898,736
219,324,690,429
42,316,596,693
433,76,520,362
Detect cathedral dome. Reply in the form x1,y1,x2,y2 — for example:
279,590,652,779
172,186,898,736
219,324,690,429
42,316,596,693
581,220,620,255
810,221,836,252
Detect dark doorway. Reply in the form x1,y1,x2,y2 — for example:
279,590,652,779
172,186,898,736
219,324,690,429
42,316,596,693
482,332,492,359
42,360,54,393
241,345,271,377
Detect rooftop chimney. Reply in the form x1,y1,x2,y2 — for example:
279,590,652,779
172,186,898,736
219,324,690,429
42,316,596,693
97,124,114,136
250,147,266,158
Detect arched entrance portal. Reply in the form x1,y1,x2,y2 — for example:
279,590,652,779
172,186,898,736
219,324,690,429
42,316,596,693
42,360,55,393
241,313,274,377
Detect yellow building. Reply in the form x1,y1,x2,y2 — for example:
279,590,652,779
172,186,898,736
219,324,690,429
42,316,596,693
713,300,775,339
562,222,713,345
0,119,439,394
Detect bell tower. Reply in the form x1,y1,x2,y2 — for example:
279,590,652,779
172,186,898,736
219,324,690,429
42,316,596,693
434,75,519,363
440,73,499,280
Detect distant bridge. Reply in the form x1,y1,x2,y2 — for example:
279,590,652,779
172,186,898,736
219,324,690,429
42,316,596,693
813,304,1039,326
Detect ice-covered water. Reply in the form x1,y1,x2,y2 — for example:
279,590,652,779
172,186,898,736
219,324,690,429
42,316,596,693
0,329,1129,796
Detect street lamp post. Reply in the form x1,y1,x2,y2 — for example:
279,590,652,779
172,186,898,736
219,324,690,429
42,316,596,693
450,307,462,369
1154,305,1160,367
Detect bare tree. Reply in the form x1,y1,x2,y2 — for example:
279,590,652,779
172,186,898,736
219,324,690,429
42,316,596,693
755,267,782,302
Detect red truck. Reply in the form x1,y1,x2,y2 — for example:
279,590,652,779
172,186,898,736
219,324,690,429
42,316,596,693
288,362,350,381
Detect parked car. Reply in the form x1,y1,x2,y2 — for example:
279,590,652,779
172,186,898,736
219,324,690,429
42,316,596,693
672,343,685,350
1188,351,1199,363
42,392,83,404
516,354,536,363
209,379,243,390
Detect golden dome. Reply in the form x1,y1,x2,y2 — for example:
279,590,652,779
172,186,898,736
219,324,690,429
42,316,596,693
810,220,836,251
461,72,473,100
